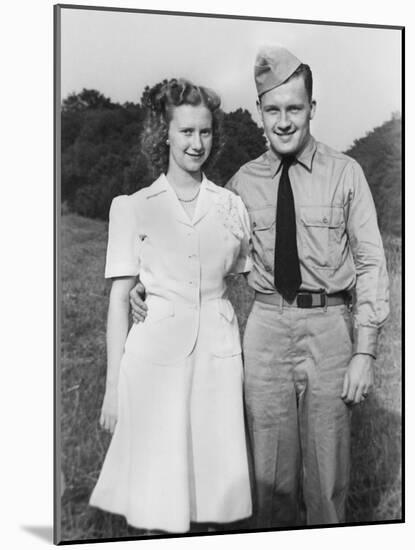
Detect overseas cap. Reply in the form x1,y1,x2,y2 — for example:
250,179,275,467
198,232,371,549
254,44,302,97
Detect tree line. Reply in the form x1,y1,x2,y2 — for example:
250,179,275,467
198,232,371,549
346,113,401,236
61,87,266,220
61,87,401,236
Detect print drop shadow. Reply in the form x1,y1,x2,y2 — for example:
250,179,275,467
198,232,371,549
20,525,53,543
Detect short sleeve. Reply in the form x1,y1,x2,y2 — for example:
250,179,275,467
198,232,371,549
225,170,240,196
231,195,253,274
104,195,140,278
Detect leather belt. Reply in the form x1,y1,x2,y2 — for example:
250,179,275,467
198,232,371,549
255,290,351,309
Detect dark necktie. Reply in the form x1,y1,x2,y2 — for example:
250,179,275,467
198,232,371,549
274,156,302,302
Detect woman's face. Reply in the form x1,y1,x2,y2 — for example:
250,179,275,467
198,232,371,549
167,104,213,175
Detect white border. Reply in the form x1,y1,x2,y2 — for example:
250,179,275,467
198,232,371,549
1,1,410,548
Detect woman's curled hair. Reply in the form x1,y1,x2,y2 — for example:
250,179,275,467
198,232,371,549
141,78,224,178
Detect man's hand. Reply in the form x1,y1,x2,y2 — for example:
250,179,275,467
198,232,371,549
341,354,374,405
129,280,148,323
100,386,118,433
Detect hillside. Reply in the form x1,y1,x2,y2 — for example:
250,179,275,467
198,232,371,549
60,213,401,540
345,115,402,236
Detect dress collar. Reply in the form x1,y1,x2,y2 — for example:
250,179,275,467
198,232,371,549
151,173,217,226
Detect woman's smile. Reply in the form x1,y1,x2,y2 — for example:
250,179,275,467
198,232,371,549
167,104,213,175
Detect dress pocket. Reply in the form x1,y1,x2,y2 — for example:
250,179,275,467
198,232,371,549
123,297,190,365
212,299,242,358
300,205,344,269
218,299,236,322
144,296,175,324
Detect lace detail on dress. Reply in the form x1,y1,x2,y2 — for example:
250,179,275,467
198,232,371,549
214,192,244,240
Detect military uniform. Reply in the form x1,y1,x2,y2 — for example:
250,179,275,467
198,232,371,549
226,45,389,526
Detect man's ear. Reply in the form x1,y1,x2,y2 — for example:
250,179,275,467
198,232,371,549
256,98,262,117
310,99,317,120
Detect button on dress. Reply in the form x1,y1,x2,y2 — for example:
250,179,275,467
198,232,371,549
89,174,253,533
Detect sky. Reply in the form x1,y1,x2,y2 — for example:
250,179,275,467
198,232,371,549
60,8,402,152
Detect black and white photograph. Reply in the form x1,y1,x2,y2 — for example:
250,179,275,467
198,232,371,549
54,3,403,545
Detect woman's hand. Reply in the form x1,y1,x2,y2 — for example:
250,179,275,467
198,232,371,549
100,386,119,433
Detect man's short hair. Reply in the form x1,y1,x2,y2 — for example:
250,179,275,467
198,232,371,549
285,64,313,102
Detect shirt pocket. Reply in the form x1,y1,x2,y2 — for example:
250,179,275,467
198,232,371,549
250,207,275,273
299,205,345,269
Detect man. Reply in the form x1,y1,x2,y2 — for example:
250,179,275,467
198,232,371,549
130,45,389,527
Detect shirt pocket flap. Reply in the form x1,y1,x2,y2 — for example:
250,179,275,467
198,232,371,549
251,208,275,231
300,206,343,228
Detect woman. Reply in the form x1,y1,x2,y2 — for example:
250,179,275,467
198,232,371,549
89,78,252,533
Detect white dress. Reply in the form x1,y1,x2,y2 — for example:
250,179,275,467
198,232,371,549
89,174,252,533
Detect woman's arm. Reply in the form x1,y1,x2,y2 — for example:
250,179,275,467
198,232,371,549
100,276,136,433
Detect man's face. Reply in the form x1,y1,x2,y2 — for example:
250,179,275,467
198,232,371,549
257,74,316,156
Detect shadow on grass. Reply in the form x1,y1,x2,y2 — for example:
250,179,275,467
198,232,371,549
347,394,402,522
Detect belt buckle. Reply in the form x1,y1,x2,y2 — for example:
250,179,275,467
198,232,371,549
297,293,313,308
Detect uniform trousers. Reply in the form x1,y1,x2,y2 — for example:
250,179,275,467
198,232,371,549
243,297,353,527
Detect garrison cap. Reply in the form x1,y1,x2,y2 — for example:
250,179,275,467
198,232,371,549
254,44,302,97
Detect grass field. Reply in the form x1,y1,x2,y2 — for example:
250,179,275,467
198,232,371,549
59,213,402,542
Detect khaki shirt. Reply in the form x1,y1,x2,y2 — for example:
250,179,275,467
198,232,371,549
226,136,389,357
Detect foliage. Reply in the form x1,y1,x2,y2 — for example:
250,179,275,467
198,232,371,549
211,108,267,185
62,89,117,112
61,90,150,210
60,88,266,219
61,88,401,237
345,115,402,236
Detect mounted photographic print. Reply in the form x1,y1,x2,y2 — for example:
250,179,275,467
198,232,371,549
54,3,404,545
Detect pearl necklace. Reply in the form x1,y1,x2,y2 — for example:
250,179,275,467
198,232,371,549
177,187,201,203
